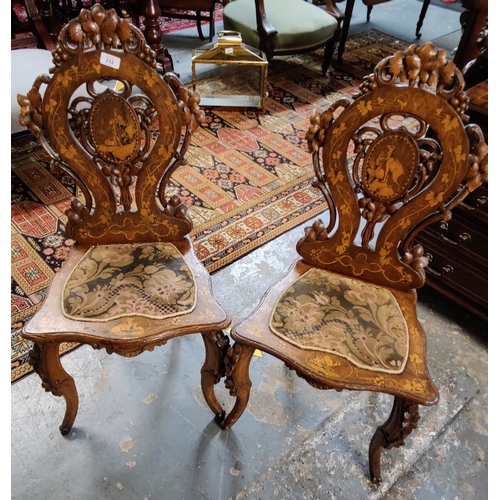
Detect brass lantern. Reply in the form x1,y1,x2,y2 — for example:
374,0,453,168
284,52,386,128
191,31,268,108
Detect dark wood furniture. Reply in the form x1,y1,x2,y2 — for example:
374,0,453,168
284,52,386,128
453,0,487,73
157,0,219,41
414,119,488,321
372,0,450,40
222,0,346,75
336,0,454,62
220,42,487,482
414,13,488,321
104,0,178,73
11,0,71,50
17,4,230,435
12,0,176,72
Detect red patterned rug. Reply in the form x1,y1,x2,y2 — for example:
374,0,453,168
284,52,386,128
11,30,411,383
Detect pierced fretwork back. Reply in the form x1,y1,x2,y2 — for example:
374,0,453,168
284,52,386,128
18,4,204,246
301,42,487,291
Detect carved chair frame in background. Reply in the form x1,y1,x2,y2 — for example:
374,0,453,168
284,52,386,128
17,4,230,436
220,42,488,482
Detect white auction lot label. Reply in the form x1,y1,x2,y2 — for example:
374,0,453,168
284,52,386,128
100,52,121,69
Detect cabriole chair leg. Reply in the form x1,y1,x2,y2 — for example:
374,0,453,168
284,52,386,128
220,342,254,430
368,396,420,483
201,330,230,420
29,342,79,436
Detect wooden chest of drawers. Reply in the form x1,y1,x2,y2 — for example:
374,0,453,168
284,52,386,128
415,184,488,321
414,77,488,321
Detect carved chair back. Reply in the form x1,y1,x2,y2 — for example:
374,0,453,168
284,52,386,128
301,42,487,291
18,4,203,246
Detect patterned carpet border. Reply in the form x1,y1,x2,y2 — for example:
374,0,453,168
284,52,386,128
11,30,412,383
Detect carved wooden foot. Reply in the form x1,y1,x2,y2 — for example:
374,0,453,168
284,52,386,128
200,330,230,420
28,342,79,436
220,342,254,430
368,396,420,483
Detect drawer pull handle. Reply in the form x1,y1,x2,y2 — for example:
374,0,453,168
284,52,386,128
424,253,454,277
438,222,471,245
460,195,488,211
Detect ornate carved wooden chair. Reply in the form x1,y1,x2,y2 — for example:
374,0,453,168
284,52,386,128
220,42,487,482
17,4,230,436
222,0,346,75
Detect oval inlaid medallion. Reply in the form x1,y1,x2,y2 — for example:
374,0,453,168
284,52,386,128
89,94,141,164
362,132,418,202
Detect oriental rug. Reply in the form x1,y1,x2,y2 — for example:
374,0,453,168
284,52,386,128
11,29,412,383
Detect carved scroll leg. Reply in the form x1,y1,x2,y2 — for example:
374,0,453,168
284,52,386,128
28,342,79,436
368,396,420,483
200,330,230,421
220,342,254,430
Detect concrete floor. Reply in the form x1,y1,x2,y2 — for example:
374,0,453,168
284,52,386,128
11,2,488,499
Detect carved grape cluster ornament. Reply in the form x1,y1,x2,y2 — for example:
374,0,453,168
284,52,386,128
52,4,156,69
306,99,350,153
165,73,205,129
356,42,469,121
464,125,488,190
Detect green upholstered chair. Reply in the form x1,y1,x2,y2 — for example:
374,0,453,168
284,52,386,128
222,0,346,75
219,42,488,482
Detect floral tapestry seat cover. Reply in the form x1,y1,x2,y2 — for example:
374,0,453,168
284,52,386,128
62,243,196,322
270,268,410,375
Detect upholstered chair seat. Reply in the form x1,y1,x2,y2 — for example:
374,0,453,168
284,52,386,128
269,267,411,375
222,0,345,74
223,0,339,52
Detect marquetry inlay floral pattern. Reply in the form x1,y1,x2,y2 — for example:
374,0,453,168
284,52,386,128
300,41,488,292
17,4,206,245
15,5,232,441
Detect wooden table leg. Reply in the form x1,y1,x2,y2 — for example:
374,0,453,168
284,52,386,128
337,0,355,63
415,0,431,39
143,0,175,73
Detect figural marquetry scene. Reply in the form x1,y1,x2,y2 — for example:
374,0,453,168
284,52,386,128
14,2,487,489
